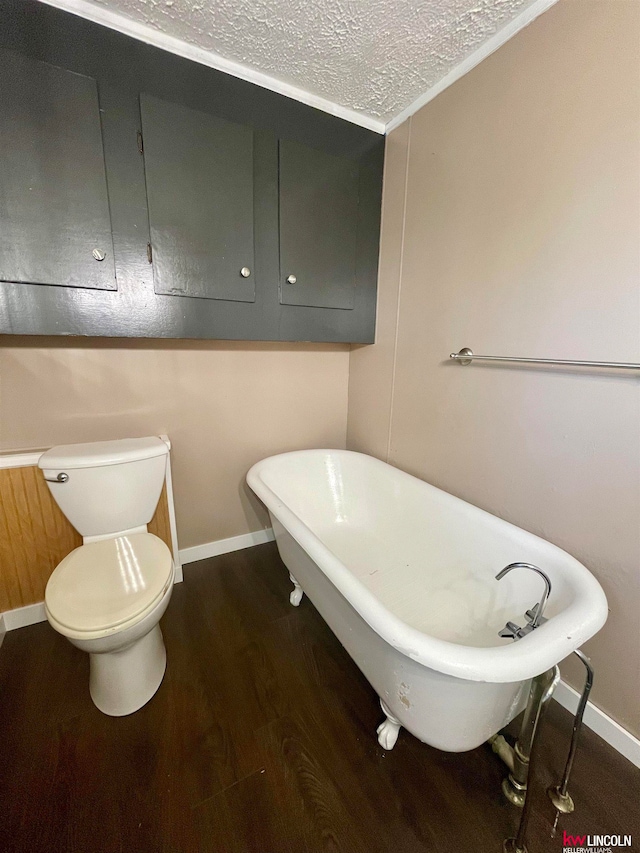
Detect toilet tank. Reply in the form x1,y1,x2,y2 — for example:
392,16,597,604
38,437,169,538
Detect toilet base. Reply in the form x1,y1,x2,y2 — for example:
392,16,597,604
89,624,167,716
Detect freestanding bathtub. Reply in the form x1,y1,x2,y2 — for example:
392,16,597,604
247,450,607,753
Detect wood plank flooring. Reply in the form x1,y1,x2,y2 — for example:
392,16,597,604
0,542,638,852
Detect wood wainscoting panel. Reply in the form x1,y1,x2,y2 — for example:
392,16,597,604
0,466,81,611
0,467,173,612
148,482,171,551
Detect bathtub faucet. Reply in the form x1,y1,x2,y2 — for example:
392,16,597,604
496,562,552,640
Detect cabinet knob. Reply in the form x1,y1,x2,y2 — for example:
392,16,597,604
286,274,297,285
240,267,251,278
92,248,106,261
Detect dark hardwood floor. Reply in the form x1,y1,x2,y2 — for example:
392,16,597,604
1,542,638,852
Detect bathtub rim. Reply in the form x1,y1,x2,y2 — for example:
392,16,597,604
247,449,608,684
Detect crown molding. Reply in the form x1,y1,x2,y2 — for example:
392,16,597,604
36,0,558,136
35,0,386,134
385,0,559,133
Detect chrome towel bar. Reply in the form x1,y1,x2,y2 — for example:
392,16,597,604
450,348,640,370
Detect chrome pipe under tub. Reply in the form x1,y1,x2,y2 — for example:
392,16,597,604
503,666,561,853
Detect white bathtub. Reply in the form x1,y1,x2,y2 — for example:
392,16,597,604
247,450,607,752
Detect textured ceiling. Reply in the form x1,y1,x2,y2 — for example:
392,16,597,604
87,0,542,125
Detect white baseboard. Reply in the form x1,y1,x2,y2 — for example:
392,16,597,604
0,530,275,633
179,528,275,565
2,601,47,631
554,679,640,769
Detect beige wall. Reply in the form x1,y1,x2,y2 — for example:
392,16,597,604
0,338,349,549
348,0,640,736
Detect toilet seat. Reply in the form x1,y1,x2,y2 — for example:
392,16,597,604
45,532,173,639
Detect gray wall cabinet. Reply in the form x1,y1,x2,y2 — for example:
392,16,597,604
0,1,383,342
140,94,256,304
279,140,359,311
0,49,116,291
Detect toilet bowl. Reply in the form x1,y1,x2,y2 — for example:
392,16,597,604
45,531,174,715
38,436,174,716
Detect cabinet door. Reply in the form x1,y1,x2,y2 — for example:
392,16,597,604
0,50,116,290
140,94,255,302
278,140,359,310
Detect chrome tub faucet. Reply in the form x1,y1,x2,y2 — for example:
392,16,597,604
496,562,552,640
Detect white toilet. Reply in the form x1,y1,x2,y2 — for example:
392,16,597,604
38,436,175,717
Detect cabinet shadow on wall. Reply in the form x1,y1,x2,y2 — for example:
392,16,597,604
0,336,350,353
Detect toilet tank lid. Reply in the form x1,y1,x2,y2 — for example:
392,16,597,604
38,436,169,470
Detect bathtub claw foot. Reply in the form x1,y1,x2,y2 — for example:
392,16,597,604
289,574,304,607
377,701,401,750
